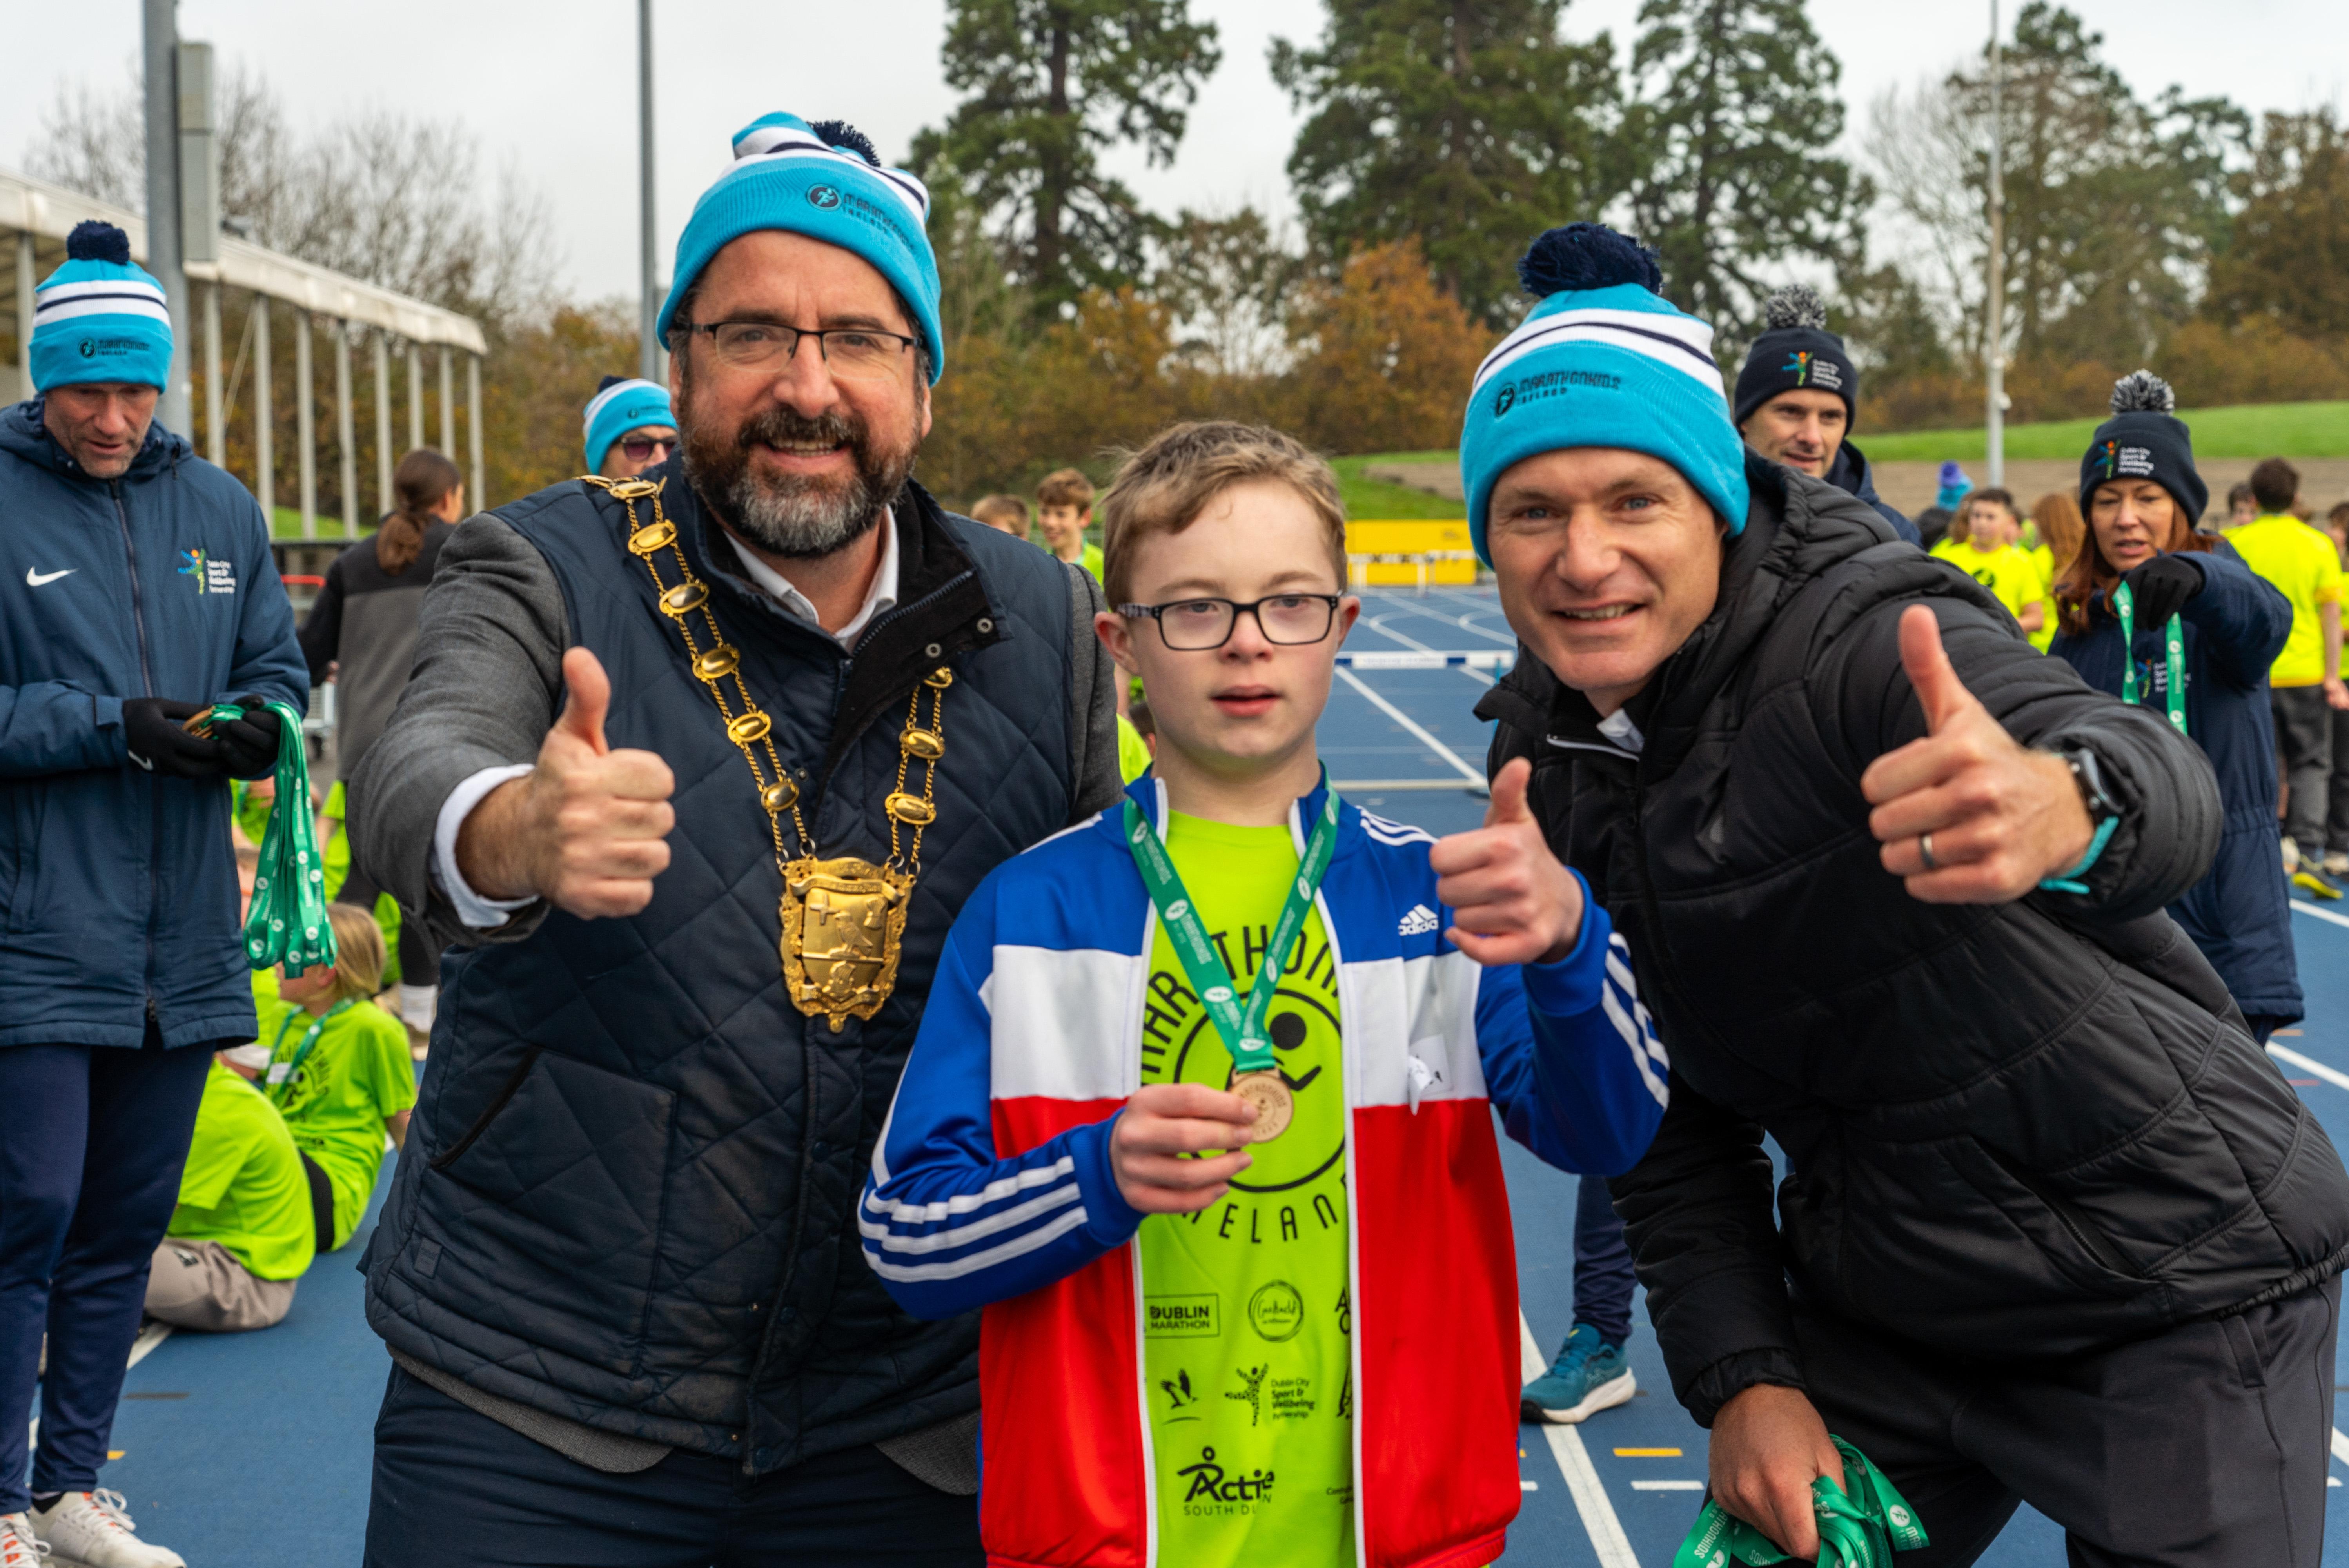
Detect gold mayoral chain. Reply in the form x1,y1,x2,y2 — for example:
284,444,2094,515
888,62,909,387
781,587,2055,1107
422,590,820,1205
588,475,951,1030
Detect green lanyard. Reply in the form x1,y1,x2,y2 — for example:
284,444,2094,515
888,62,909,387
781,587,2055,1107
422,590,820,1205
1120,786,1342,1076
266,996,354,1104
2112,581,2188,740
209,699,339,976
1673,1437,1928,1568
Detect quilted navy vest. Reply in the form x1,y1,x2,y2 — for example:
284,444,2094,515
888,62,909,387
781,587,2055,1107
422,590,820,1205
365,470,1082,1472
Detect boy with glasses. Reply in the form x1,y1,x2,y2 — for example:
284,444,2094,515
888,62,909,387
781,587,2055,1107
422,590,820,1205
583,375,678,479
861,419,1668,1568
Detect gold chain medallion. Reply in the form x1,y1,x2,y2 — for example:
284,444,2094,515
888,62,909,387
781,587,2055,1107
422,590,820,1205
590,475,949,1029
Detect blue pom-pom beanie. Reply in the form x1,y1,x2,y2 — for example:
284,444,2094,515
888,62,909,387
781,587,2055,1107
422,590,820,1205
32,221,174,393
583,375,676,472
657,113,942,384
1459,223,1749,564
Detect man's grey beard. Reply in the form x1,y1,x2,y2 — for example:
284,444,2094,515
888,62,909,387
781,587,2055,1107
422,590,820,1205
681,400,917,561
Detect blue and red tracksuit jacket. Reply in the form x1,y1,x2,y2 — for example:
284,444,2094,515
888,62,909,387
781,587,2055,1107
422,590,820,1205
860,777,1669,1568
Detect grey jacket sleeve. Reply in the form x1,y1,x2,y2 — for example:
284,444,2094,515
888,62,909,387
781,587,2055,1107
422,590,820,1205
347,516,569,950
1065,562,1125,820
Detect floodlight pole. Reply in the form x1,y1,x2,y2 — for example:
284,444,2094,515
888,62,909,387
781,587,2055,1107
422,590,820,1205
143,0,191,436
1984,0,2006,486
638,0,659,380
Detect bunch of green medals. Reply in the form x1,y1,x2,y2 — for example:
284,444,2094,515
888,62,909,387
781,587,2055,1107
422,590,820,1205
589,475,949,1030
1672,1438,1928,1568
2113,579,2189,738
192,699,337,977
1121,783,1343,1142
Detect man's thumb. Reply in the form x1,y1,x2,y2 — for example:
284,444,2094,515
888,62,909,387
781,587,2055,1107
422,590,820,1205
1898,604,1974,734
555,646,613,755
1483,756,1533,828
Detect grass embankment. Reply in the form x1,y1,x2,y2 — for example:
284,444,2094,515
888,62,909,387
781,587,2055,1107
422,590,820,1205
1332,453,1466,519
1859,401,2349,463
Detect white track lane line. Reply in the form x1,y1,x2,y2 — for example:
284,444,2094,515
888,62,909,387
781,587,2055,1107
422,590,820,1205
2268,1042,2349,1094
2290,899,2349,932
1333,666,1485,786
1521,1313,1641,1568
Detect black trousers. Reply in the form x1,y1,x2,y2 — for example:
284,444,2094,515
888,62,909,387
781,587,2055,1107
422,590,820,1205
1794,1277,2338,1567
2272,685,2333,857
363,1365,984,1568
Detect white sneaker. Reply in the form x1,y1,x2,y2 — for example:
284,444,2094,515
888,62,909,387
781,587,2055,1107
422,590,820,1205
2325,851,2349,877
0,1514,50,1568
2284,836,2302,874
29,1493,181,1568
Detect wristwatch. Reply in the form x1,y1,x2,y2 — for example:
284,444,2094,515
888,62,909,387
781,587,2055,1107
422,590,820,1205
2041,746,2123,894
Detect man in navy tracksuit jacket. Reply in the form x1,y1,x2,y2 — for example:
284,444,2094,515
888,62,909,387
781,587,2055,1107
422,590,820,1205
0,222,304,1565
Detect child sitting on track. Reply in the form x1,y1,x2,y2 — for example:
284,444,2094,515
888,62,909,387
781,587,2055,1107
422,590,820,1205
145,1057,314,1334
860,419,1668,1568
257,904,416,1252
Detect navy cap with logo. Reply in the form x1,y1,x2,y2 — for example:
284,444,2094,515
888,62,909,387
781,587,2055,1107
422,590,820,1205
1732,284,1859,430
2077,371,2208,525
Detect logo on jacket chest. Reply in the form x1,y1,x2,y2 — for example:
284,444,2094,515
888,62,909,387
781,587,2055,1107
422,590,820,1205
177,548,236,596
1141,922,1346,1244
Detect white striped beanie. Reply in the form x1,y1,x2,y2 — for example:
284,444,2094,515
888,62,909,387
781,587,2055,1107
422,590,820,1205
32,222,174,394
656,113,941,384
583,375,675,472
1458,223,1750,563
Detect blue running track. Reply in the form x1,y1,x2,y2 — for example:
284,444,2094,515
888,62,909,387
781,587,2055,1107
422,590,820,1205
63,587,2349,1563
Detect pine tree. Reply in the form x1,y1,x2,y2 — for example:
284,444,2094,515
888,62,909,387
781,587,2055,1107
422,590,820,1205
1271,0,1621,326
1621,0,1866,335
915,0,1221,316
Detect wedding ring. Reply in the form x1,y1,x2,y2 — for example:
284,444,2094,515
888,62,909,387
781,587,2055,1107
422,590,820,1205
1918,832,1938,871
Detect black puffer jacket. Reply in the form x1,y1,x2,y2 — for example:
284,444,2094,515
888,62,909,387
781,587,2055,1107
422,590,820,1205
1479,458,2349,1426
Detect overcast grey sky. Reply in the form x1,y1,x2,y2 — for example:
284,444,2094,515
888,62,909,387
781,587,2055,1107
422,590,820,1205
8,0,2344,305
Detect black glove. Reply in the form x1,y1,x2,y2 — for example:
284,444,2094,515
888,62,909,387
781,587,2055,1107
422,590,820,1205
2117,554,2203,629
212,696,284,780
122,697,228,778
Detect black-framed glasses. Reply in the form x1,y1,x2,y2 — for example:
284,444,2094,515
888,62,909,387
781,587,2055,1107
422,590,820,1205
619,434,677,462
681,320,917,380
1118,594,1344,651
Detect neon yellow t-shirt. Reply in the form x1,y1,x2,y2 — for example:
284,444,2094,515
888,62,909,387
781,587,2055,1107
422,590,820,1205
1934,539,2045,634
1138,813,1352,1568
1118,714,1154,784
260,996,418,1249
2226,514,2344,687
169,1060,317,1281
2028,546,2059,652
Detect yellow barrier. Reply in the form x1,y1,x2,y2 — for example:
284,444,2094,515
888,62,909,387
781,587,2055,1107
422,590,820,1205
1345,519,1477,586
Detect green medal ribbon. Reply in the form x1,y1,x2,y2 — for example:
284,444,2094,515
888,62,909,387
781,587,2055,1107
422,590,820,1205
2112,581,2187,739
1672,1438,1928,1568
211,699,339,978
266,996,355,1105
1120,783,1343,1075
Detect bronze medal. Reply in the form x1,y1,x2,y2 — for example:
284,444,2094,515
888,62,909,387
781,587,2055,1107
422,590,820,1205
1230,1069,1294,1144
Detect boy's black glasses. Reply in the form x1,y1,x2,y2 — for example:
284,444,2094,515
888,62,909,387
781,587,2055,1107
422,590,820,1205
1117,594,1343,651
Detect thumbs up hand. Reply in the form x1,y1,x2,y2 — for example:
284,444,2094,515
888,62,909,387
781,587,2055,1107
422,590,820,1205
1430,757,1586,967
1860,605,2094,903
455,646,679,918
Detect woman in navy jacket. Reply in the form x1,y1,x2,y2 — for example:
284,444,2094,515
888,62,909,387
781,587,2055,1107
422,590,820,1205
2050,374,2300,1036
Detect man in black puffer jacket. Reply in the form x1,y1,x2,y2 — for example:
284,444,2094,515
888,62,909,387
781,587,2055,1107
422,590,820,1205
1458,225,2349,1566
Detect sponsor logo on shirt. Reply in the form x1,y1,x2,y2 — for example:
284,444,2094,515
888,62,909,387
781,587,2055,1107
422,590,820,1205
178,548,238,596
1147,1294,1221,1338
1177,1445,1276,1509
1398,903,1439,936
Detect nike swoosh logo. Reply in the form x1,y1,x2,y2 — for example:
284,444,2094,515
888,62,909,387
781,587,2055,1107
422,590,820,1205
26,568,75,586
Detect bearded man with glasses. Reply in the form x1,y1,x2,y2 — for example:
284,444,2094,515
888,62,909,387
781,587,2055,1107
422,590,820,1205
345,112,1123,1566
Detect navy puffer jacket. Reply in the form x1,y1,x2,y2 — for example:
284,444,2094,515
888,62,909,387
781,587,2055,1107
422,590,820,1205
0,400,306,1049
2050,545,2301,1022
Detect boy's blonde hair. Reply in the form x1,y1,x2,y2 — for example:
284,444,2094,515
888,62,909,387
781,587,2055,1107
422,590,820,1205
1037,468,1097,512
322,904,387,1004
1100,422,1348,607
970,494,1030,534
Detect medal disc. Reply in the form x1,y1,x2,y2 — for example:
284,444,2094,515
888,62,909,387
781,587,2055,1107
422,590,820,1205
1230,1071,1293,1143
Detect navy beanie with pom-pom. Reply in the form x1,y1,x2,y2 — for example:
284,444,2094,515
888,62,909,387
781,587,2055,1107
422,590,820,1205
1459,223,1748,560
2079,370,2208,524
31,220,174,394
1732,283,1859,429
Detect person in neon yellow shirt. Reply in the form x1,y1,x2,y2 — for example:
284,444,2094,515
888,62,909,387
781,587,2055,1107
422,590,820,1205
1037,466,1106,584
144,1058,314,1332
263,903,417,1250
2223,457,2349,887
1930,488,2045,641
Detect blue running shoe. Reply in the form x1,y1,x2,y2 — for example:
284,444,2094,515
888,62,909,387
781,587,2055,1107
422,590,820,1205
1522,1323,1636,1425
